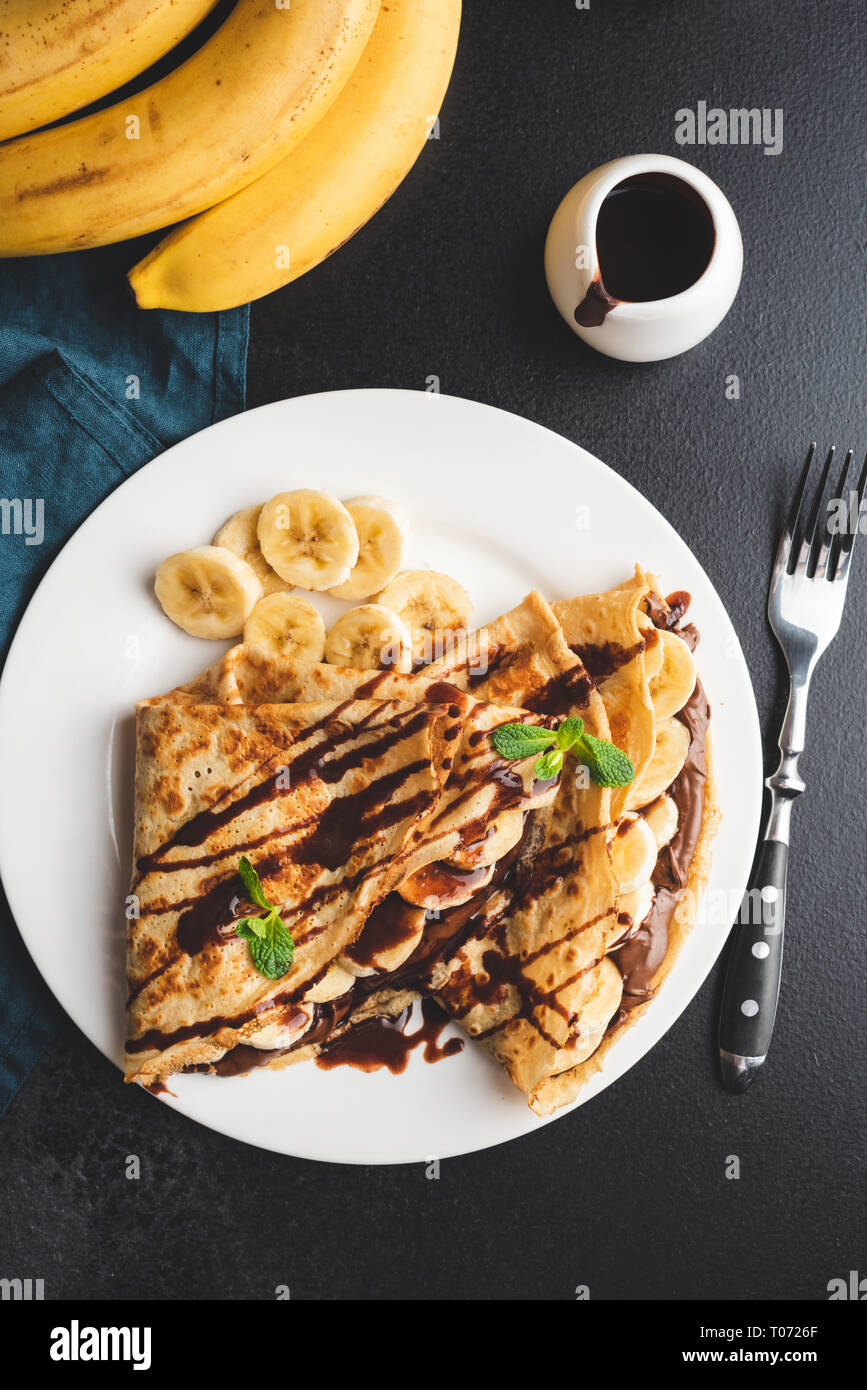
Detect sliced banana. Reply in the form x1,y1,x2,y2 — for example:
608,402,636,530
338,957,377,980
612,881,655,942
328,496,409,601
398,859,495,911
611,812,658,894
248,1011,311,1050
340,903,426,977
376,569,472,665
630,717,691,808
324,603,413,673
258,489,359,590
213,505,289,595
302,962,356,1003
550,958,623,1071
243,592,326,662
637,617,665,681
446,808,525,872
643,794,679,850
154,545,262,639
648,629,697,720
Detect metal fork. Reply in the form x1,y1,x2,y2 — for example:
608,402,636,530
719,443,867,1092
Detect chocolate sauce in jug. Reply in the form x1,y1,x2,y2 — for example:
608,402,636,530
575,174,715,326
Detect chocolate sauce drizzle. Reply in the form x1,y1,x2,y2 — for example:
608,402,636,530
127,707,452,1052
343,893,421,969
171,649,607,1074
132,599,709,1078
183,820,532,1076
316,999,463,1074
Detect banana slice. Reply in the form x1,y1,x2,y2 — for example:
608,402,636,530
630,717,691,808
643,794,679,850
550,958,623,1071
248,1011,312,1050
340,903,426,978
376,569,472,665
648,629,697,720
324,603,413,672
328,496,410,601
258,489,359,590
637,616,665,681
398,859,495,911
612,881,655,943
446,808,525,872
155,545,262,639
213,505,289,595
243,592,326,662
611,813,658,894
302,962,356,1003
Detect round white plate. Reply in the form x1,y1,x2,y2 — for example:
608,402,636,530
0,389,761,1164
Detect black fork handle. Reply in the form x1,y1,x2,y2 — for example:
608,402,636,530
718,837,788,1092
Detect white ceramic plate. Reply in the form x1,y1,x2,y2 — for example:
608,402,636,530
0,389,761,1164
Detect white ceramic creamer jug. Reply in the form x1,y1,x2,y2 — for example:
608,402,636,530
545,153,743,362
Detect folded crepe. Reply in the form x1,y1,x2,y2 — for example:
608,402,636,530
351,579,718,1116
128,575,719,1114
410,590,623,1112
154,640,562,895
125,696,462,1083
186,591,621,1103
539,571,720,1110
553,567,658,819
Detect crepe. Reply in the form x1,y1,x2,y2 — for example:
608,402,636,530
154,643,560,886
128,575,719,1113
537,573,720,1111
374,579,717,1116
408,591,623,1109
553,566,658,818
125,696,461,1082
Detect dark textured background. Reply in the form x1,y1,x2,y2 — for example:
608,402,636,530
2,0,865,1301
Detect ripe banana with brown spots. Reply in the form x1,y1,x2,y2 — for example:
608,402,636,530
0,0,219,143
0,0,380,255
128,0,461,310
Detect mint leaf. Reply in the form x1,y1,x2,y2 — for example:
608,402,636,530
238,855,271,910
234,859,295,980
535,748,564,781
575,731,635,787
248,917,294,981
490,722,557,760
234,916,268,940
555,716,584,751
490,716,634,789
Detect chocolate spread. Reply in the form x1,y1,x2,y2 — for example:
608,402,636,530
613,593,710,1016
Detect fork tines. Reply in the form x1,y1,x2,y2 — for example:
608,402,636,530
779,443,867,582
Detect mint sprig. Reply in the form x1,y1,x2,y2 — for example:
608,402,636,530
238,854,272,910
490,716,634,788
534,747,563,781
575,729,635,787
486,722,557,760
234,856,294,981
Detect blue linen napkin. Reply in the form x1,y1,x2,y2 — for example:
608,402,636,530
0,241,249,1113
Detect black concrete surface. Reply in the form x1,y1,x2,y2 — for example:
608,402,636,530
1,0,864,1301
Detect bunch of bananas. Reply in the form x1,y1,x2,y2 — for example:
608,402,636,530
0,0,461,310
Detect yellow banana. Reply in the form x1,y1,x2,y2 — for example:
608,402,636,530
0,0,380,255
129,0,461,311
0,0,218,143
